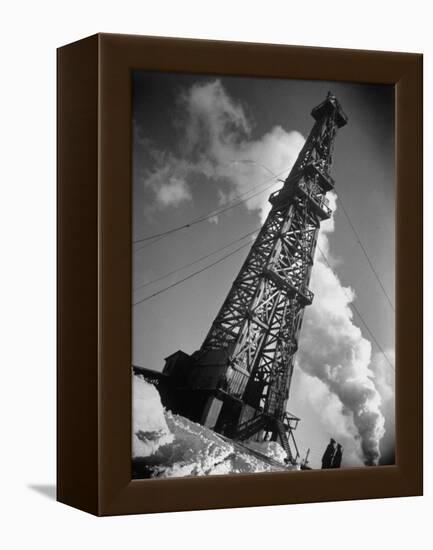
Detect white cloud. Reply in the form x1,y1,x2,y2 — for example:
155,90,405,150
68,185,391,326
181,80,251,153
155,176,192,207
139,79,304,220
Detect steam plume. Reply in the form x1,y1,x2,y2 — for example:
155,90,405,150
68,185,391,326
296,201,387,465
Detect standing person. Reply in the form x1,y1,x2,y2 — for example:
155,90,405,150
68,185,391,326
331,444,343,468
321,438,336,469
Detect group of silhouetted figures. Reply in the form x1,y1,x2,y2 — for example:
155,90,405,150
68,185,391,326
321,438,343,469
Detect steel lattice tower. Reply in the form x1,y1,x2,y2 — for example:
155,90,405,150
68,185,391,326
162,93,347,463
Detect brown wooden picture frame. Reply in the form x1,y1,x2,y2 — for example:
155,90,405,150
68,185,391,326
57,33,422,516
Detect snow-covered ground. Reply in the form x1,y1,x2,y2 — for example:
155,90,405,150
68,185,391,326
132,375,299,479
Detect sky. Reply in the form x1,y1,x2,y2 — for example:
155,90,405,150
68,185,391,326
132,71,395,470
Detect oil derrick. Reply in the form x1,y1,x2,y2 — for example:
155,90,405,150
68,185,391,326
162,92,348,463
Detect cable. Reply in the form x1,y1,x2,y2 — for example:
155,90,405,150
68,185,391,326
132,176,275,243
135,174,395,315
317,244,395,371
134,234,169,253
132,240,251,306
132,160,395,369
337,197,395,312
132,166,289,244
230,159,278,178
133,226,259,292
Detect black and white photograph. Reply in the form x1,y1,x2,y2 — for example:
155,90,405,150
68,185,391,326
3,0,428,541
131,72,395,479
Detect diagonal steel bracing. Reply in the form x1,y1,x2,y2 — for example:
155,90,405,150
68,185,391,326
196,93,348,460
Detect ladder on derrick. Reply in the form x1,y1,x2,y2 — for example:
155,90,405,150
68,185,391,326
234,413,296,465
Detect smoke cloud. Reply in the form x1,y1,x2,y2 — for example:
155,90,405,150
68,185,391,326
296,205,390,466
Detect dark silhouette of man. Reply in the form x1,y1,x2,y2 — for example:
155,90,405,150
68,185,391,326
331,444,343,468
321,438,336,469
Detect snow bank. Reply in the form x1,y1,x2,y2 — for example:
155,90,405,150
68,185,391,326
134,407,298,478
243,440,288,465
148,411,300,478
132,375,174,458
132,375,298,479
151,410,235,477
